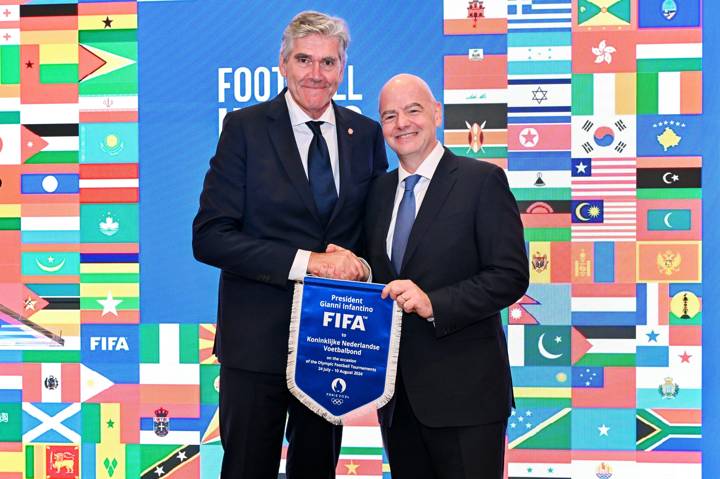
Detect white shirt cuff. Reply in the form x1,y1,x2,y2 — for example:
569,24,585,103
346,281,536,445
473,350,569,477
289,249,311,281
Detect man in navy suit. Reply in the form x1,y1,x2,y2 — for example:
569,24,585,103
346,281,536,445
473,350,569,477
192,11,387,478
364,74,528,478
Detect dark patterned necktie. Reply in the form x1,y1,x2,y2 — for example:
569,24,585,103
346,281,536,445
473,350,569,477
306,121,337,226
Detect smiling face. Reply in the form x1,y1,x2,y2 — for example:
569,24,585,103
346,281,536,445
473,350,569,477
379,75,441,168
279,34,344,119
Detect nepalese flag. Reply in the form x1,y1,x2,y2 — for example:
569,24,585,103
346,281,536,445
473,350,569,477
571,157,637,242
443,0,507,35
508,0,572,32
639,0,701,28
576,0,632,28
507,284,571,326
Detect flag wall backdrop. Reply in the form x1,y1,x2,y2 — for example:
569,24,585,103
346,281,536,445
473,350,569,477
0,0,715,478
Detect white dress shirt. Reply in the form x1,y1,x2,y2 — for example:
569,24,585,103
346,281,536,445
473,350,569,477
285,91,340,280
385,141,444,257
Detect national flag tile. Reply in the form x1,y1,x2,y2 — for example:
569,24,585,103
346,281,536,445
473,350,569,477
134,444,199,479
572,31,637,73
444,102,507,160
21,104,79,126
507,449,572,478
637,115,702,157
79,163,138,203
509,169,571,203
80,203,138,243
634,456,701,478
637,199,700,241
638,0,701,28
523,325,571,366
508,0,572,32
139,324,199,385
637,70,701,115
571,408,636,450
507,407,571,449
571,116,636,157
635,29,701,74
509,123,570,151
78,1,137,32
511,366,571,408
571,451,636,477
508,75,571,124
198,324,218,364
508,284,571,326
571,283,639,326
79,122,138,164
570,241,636,283
23,443,81,479
508,32,571,76
662,283,702,326
571,366,636,408
20,44,78,105
0,362,22,403
21,362,80,403
443,0,507,35
528,241,571,283
637,408,701,452
636,241,700,283
572,72,636,115
574,0,635,30
636,156,701,199
572,325,636,366
519,199,571,241
22,402,81,443
0,124,20,164
21,123,78,165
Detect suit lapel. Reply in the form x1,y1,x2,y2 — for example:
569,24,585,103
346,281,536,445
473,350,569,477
327,104,353,228
266,91,321,224
401,151,458,272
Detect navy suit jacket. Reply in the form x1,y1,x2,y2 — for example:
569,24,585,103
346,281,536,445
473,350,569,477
193,91,388,374
365,149,528,428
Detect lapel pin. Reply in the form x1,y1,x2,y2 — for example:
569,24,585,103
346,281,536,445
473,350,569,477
347,128,353,135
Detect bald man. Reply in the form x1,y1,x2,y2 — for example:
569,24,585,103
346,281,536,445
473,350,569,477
363,74,529,478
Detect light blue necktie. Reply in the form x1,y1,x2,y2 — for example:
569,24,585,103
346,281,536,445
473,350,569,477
391,174,421,274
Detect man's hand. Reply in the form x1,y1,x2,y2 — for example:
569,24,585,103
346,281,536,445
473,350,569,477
308,244,368,281
382,279,433,318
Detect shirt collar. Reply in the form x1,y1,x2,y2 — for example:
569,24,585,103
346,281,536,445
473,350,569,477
397,141,444,185
285,90,336,128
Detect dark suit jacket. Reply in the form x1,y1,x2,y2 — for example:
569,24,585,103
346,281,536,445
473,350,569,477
365,149,528,428
193,90,388,374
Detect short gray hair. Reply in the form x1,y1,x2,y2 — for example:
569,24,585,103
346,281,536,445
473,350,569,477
280,11,350,64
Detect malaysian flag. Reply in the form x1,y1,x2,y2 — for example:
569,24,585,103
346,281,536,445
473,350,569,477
571,157,637,242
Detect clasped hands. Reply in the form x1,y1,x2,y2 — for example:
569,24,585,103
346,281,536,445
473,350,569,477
308,244,369,281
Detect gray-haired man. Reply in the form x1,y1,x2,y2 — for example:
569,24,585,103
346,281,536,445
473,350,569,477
193,10,388,478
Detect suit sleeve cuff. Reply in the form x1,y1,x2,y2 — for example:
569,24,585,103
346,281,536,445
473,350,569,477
288,249,311,281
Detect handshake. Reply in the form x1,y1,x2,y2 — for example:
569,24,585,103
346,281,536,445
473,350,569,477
307,244,369,282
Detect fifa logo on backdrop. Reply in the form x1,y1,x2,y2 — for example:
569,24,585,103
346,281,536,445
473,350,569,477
216,65,364,135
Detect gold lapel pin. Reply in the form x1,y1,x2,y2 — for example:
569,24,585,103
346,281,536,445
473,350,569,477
347,128,353,135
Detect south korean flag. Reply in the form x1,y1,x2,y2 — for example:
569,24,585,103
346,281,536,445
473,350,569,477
572,115,636,158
